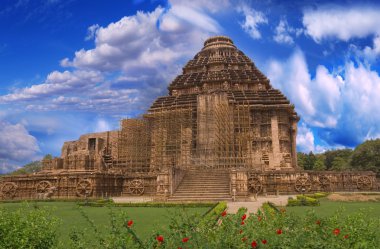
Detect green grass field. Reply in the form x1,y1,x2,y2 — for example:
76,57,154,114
0,201,210,246
285,198,380,218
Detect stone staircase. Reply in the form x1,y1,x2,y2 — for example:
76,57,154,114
168,170,232,201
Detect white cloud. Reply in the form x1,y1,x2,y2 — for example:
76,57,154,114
267,49,380,148
297,122,315,152
170,0,231,13
267,49,345,128
303,6,380,42
237,4,268,39
362,36,380,61
85,24,100,41
64,3,219,72
341,62,380,140
0,162,20,174
94,119,111,132
0,120,40,164
0,70,103,102
1,2,222,114
273,18,303,45
267,49,316,118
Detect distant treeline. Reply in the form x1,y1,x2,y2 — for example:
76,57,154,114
298,139,380,176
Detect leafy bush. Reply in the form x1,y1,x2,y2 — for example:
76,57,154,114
1,200,380,249
202,201,227,221
0,204,59,249
297,192,329,199
288,196,320,206
125,205,379,249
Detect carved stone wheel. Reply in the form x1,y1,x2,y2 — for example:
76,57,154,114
76,179,93,197
294,176,312,193
1,182,18,198
318,176,331,190
356,176,373,190
128,179,144,195
36,181,52,194
248,177,263,194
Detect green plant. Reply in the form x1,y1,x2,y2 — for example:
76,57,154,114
288,196,320,206
0,203,60,249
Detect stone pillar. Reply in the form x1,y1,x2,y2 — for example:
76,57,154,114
230,169,237,201
156,171,170,200
290,120,298,169
271,115,280,167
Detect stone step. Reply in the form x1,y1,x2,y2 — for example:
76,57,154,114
173,192,230,197
185,174,229,178
181,180,229,183
181,179,230,182
167,197,233,201
170,170,231,201
174,190,230,195
176,186,230,190
185,173,229,176
182,177,229,180
175,187,230,190
180,182,230,186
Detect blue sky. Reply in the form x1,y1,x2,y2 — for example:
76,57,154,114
1,0,380,173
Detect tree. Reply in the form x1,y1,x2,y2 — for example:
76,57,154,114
10,161,42,175
351,139,380,176
331,157,349,171
324,149,353,170
297,152,308,169
303,152,316,170
43,154,53,160
313,158,326,170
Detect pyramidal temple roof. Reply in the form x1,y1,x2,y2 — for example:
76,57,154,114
149,36,297,119
168,36,270,95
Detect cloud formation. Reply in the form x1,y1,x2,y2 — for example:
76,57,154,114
303,6,380,42
0,70,103,102
1,1,222,114
302,5,380,63
273,18,303,45
267,49,380,150
237,4,268,39
0,120,40,165
296,122,315,153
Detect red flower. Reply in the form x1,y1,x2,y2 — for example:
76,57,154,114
276,229,282,235
182,237,189,243
242,214,247,221
242,237,247,242
344,234,349,239
251,240,258,248
241,221,245,225
239,230,243,234
221,210,227,217
156,235,164,243
333,228,340,236
316,220,321,225
262,239,267,244
178,248,182,249
257,216,262,222
127,220,133,227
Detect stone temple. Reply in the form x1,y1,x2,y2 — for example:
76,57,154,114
0,36,376,201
